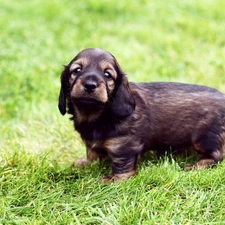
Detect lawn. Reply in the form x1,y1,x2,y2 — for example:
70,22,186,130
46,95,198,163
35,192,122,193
1,0,225,224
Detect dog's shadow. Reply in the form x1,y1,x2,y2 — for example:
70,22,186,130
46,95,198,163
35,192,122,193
139,149,199,168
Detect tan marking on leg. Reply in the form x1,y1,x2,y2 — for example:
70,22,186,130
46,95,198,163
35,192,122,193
73,158,91,167
86,147,101,161
73,146,102,167
101,170,136,183
184,159,215,170
103,136,130,153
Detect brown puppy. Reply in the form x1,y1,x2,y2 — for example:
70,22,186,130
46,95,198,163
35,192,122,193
58,48,225,182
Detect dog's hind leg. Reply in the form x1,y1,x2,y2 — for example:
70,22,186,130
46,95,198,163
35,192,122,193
184,131,225,170
184,157,221,170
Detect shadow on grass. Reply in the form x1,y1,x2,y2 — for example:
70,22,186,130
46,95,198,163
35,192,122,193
138,148,199,168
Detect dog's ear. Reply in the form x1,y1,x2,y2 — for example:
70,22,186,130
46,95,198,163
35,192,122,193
111,74,135,119
58,66,70,115
58,88,66,115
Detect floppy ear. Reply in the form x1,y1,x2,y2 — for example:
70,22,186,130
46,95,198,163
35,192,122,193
111,74,135,119
58,66,70,115
58,88,66,115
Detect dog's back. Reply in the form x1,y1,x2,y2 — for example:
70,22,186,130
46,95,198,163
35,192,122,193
130,81,223,95
129,82,225,154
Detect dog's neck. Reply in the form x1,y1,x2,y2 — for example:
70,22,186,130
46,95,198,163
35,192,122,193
73,105,105,124
73,108,117,142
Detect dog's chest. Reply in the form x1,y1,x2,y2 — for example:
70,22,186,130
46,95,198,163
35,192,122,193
75,119,120,142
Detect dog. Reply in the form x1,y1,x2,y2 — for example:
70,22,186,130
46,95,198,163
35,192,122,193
58,48,225,182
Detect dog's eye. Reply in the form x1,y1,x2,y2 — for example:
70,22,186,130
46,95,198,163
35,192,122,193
104,71,112,79
73,67,82,74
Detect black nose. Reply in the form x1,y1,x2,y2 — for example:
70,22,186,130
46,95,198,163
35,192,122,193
84,80,97,93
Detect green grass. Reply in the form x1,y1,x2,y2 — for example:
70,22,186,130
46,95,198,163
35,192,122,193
1,0,225,224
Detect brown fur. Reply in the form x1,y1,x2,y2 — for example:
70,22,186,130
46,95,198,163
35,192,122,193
58,48,225,182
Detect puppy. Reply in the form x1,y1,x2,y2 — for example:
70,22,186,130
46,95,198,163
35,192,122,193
58,48,225,182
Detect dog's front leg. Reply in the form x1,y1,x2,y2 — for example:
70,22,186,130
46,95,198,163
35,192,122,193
74,147,101,167
101,154,138,183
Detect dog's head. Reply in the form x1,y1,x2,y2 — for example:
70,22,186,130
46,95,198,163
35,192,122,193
58,48,135,121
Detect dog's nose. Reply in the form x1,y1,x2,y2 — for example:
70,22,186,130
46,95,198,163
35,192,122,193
84,80,97,93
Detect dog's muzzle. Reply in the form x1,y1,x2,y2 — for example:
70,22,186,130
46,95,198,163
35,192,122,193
82,74,100,94
83,79,98,93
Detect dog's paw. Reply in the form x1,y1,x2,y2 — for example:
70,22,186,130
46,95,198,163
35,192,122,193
101,174,115,183
180,163,194,170
72,158,91,167
101,170,136,183
181,159,216,171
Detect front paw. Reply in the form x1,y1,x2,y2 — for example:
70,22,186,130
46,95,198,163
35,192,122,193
73,158,91,167
101,170,136,183
101,174,115,183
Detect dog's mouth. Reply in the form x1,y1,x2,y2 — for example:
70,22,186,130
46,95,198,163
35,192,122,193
73,97,104,104
72,97,106,112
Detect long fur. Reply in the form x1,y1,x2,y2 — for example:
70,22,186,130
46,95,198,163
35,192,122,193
58,48,225,182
